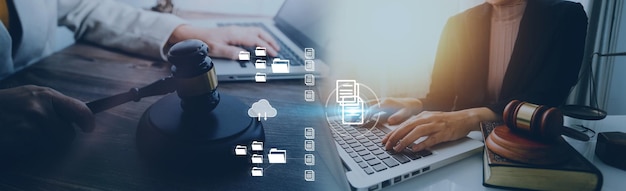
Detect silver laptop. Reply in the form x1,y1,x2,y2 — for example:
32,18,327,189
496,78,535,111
328,116,483,190
188,0,330,81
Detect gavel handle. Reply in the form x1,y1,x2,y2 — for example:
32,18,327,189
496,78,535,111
87,77,176,114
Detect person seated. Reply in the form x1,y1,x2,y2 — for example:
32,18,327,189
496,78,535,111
371,0,588,152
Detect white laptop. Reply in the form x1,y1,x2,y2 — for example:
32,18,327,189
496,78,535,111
327,116,483,190
187,0,330,81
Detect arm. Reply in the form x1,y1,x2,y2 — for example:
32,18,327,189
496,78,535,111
57,0,280,61
57,0,186,60
419,16,461,112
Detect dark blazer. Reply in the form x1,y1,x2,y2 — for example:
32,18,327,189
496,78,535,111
420,0,588,115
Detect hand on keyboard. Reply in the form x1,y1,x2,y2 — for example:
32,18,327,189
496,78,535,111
168,25,280,60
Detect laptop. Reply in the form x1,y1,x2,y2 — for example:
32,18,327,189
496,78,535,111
327,116,483,190
188,0,330,81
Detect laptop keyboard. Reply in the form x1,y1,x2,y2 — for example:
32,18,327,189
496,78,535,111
217,22,303,66
329,120,433,175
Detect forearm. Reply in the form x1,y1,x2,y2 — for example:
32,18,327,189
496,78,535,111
458,107,499,131
58,0,187,60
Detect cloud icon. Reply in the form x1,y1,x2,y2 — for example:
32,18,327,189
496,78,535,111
248,99,277,120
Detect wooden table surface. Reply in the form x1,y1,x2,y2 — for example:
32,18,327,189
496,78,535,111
0,43,345,190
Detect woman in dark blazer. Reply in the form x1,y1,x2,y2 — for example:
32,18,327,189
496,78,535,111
377,0,588,152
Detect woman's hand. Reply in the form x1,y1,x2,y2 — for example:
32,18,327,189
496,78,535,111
381,107,497,152
368,97,423,125
168,25,280,60
0,85,95,161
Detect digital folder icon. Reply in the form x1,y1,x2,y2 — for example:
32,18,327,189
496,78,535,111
255,73,267,83
271,58,290,73
268,148,287,163
251,167,264,177
255,47,267,57
251,141,263,151
251,154,263,164
238,51,250,61
255,60,266,69
235,145,247,156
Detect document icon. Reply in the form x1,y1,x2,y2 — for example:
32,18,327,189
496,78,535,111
268,148,287,163
238,51,250,61
304,90,315,102
304,48,315,60
251,154,263,164
255,73,266,83
251,167,264,177
304,60,315,71
304,154,315,166
336,80,359,103
304,74,315,86
255,60,266,69
304,170,315,181
271,58,290,73
235,145,247,156
305,140,315,151
251,141,263,151
255,47,267,57
341,96,365,125
304,127,315,139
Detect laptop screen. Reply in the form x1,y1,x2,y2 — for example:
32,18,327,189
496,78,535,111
274,0,330,54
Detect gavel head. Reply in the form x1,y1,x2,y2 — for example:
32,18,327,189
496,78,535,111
503,100,563,141
167,39,220,113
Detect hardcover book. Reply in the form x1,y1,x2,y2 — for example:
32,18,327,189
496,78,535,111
480,122,603,191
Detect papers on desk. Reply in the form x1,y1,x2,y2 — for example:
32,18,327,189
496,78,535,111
173,0,285,17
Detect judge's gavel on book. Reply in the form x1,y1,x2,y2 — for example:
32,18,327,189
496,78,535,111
488,100,589,165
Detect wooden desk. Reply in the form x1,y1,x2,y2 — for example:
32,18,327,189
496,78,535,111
0,43,343,190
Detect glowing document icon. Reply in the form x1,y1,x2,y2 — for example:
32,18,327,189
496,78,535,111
235,145,247,156
251,154,263,164
251,141,264,151
304,127,315,139
271,58,290,73
268,148,287,163
336,80,359,103
304,140,315,151
341,96,364,125
255,73,267,83
304,170,315,181
255,47,267,57
304,74,315,86
304,154,315,166
304,90,315,102
304,60,315,71
336,80,364,125
255,60,266,69
238,51,250,61
304,48,315,60
251,167,264,177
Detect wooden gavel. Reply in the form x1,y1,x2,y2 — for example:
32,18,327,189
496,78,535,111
487,100,581,165
503,100,589,142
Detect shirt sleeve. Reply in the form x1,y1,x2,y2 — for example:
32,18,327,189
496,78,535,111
57,0,187,60
419,16,461,112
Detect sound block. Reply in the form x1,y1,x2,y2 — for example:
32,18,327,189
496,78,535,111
486,125,569,165
596,132,626,170
136,94,264,174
